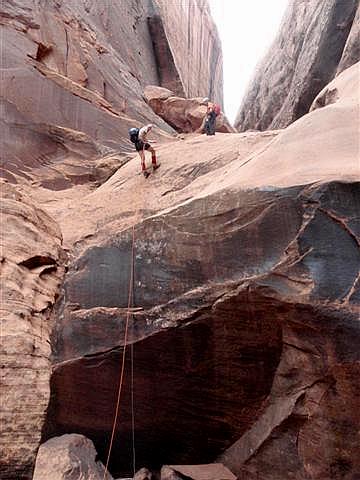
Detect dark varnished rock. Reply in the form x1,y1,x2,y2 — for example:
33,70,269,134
47,287,283,476
47,179,360,478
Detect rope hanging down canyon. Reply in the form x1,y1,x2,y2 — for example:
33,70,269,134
103,223,136,480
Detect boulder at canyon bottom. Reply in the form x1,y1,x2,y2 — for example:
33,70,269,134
143,85,235,134
32,434,114,480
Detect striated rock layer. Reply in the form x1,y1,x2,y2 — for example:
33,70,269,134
151,0,223,103
235,0,359,132
0,182,65,479
42,65,360,479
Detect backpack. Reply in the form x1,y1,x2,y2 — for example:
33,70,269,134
129,127,139,144
213,104,221,116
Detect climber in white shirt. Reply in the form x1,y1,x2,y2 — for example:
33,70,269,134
129,124,160,178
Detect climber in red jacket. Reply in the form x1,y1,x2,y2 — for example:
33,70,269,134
203,99,221,136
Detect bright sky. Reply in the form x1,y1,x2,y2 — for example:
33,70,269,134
209,0,288,124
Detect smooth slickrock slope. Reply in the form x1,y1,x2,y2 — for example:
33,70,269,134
235,0,359,132
40,64,360,479
0,182,65,479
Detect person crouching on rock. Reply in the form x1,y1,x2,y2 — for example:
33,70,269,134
129,124,160,178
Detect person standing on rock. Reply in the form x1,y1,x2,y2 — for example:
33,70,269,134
203,99,220,136
129,124,160,178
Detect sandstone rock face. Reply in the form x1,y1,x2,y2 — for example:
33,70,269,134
0,0,222,189
161,464,236,480
134,467,153,480
337,3,360,75
235,0,359,132
0,182,65,479
311,59,359,111
1,2,224,477
151,0,223,104
41,65,359,479
144,86,235,133
2,2,359,479
160,467,187,480
32,434,114,480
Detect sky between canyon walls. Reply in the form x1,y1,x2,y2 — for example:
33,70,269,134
209,0,288,123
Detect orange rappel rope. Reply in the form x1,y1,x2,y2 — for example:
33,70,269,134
103,223,136,480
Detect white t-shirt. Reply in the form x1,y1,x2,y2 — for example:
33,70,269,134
138,124,152,142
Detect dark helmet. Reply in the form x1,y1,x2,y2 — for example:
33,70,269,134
129,127,138,135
